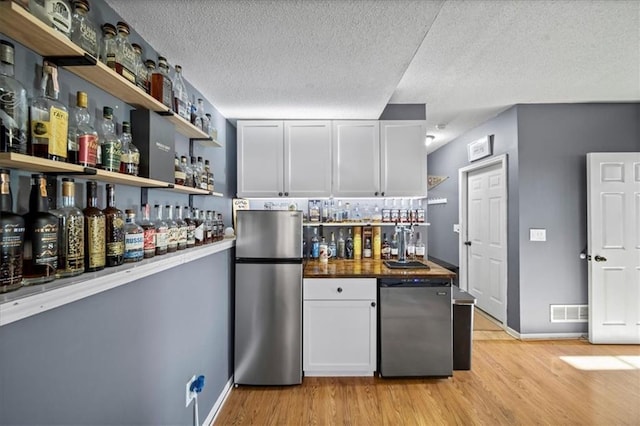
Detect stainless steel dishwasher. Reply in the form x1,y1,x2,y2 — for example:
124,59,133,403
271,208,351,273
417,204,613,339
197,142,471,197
378,277,453,377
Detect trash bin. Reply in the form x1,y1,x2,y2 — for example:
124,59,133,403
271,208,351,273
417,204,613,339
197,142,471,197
452,286,476,370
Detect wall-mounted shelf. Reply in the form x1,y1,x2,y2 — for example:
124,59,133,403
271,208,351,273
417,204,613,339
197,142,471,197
303,221,430,227
0,1,209,140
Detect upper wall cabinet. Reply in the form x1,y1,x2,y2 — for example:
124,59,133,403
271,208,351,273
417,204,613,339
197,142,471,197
237,121,332,198
380,121,428,197
332,121,381,197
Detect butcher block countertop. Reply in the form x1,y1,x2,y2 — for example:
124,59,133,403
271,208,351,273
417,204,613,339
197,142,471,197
303,259,456,279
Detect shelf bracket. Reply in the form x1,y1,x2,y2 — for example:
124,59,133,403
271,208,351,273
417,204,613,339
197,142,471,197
43,53,97,67
189,194,194,209
189,139,194,158
189,136,213,142
140,187,148,207
157,110,174,117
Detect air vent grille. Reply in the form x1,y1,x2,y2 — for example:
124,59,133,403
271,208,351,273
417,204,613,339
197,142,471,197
550,304,588,322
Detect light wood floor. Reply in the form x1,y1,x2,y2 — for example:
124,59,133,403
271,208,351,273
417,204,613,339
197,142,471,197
214,309,640,425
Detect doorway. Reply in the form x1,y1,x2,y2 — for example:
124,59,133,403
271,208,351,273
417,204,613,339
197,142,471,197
459,154,508,324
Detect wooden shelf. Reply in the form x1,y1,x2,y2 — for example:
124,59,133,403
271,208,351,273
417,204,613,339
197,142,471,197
171,185,210,195
92,169,168,188
196,138,223,148
0,152,86,174
0,1,213,141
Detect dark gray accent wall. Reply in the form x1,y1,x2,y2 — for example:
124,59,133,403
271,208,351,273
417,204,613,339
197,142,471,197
379,104,426,120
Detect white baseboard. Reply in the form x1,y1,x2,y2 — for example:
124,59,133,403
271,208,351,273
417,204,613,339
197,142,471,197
202,377,233,426
506,327,585,340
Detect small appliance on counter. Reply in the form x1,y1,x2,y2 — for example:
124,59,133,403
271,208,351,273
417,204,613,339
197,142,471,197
234,210,303,386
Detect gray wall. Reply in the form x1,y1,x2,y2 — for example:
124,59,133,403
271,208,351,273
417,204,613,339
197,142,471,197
1,0,236,423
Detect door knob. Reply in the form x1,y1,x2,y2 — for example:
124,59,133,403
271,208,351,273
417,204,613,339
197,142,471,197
464,241,472,246
594,255,607,262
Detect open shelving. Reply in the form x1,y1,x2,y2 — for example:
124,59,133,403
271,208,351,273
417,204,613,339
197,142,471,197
304,221,430,227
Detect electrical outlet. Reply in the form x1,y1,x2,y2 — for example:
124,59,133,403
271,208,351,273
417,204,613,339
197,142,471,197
185,375,197,407
453,224,460,233
530,228,547,242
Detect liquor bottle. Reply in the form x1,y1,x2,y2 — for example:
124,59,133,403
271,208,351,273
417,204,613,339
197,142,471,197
0,169,25,293
193,208,204,246
83,180,105,272
29,0,72,37
318,236,328,263
189,94,197,125
217,213,224,241
172,65,190,120
52,178,84,278
114,21,137,85
399,199,408,223
194,98,206,130
310,228,319,259
139,203,155,259
409,199,416,223
97,106,121,172
74,91,98,167
131,43,148,92
372,204,382,223
390,232,399,258
154,204,168,255
175,206,187,250
100,23,117,69
0,40,28,154
143,59,155,93
103,184,124,266
150,56,173,109
190,156,201,189
345,228,354,260
363,236,372,259
204,113,213,136
353,226,362,260
70,0,100,58
381,233,391,260
165,205,178,253
321,201,329,223
202,210,211,244
204,159,214,192
123,209,144,263
415,231,426,259
406,231,416,260
382,199,391,223
184,206,196,248
390,199,400,223
197,157,208,190
29,60,68,161
119,121,139,175
181,156,194,187
417,199,426,223
22,174,58,285
337,229,345,259
174,156,186,185
372,226,381,260
328,232,337,259
334,200,342,223
343,202,351,222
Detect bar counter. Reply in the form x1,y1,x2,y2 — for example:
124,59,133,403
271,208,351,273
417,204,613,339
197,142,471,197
303,259,456,279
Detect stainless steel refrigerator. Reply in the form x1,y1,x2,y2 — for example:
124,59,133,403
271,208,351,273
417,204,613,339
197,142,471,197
234,210,303,385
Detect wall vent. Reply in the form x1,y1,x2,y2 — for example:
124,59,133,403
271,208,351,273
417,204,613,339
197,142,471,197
550,304,588,322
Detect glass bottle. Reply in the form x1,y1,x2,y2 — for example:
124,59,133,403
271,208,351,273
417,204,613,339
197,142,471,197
363,235,372,259
337,229,345,259
390,232,398,258
0,169,25,293
29,60,68,162
70,0,100,58
175,206,187,251
143,59,155,93
194,98,206,130
0,40,28,154
310,228,319,259
204,159,214,192
417,199,426,223
328,232,337,260
165,204,178,253
181,155,193,187
202,210,211,244
74,91,98,167
189,94,197,125
83,180,105,272
131,43,148,92
345,228,354,259
174,156,185,185
29,0,72,37
103,184,124,266
114,21,137,85
22,174,58,285
139,203,155,259
150,56,173,108
119,121,139,175
193,208,204,246
172,65,190,120
184,206,196,248
204,113,213,137
98,106,121,172
415,231,426,259
52,178,84,278
381,233,391,260
153,204,168,255
123,209,144,263
406,231,416,260
196,156,207,190
100,23,117,69
190,156,200,188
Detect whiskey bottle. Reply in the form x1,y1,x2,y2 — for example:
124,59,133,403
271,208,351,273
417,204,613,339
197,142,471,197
144,59,156,93
29,60,69,162
52,178,84,278
193,208,204,246
381,233,391,260
190,156,201,188
174,156,186,186
131,43,148,92
204,159,214,192
70,0,100,58
74,91,98,167
22,174,58,285
406,231,416,260
336,229,345,259
390,232,399,258
310,228,319,259
196,157,207,190
0,40,28,154
202,210,212,244
83,180,105,271
415,231,426,259
29,0,72,37
114,21,137,85
345,228,353,260
175,206,187,251
172,65,190,120
181,156,193,187
153,204,168,255
194,98,207,130
0,169,25,293
139,203,155,259
103,184,124,266
165,205,178,253
183,207,196,248
150,56,173,109
123,209,143,263
100,23,117,69
98,106,121,172
119,121,139,175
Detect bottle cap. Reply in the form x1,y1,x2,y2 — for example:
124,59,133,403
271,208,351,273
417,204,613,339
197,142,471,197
103,106,113,117
122,121,131,132
76,91,88,108
116,21,130,34
144,59,156,69
73,0,90,12
131,43,143,54
102,23,117,36
0,40,15,66
175,65,182,72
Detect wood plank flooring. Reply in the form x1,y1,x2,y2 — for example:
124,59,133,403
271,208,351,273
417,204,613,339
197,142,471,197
214,312,640,425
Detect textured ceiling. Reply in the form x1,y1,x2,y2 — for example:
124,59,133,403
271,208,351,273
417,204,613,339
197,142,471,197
105,0,640,152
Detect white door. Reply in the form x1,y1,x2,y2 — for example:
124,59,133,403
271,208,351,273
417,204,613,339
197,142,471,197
465,162,507,322
237,121,283,197
332,121,380,197
587,152,640,344
380,121,428,197
284,121,332,197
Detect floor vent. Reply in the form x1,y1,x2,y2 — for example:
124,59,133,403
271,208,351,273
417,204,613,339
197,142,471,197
550,304,588,322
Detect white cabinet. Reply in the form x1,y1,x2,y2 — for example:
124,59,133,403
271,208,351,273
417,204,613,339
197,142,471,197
332,120,427,197
237,120,331,197
303,278,377,376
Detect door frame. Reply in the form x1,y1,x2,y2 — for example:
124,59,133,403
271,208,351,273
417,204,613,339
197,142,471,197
458,153,508,323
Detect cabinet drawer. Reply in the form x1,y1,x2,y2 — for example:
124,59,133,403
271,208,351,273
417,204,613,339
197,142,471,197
304,278,376,300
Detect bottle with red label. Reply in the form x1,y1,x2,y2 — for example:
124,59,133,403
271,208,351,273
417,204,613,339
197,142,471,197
71,91,98,166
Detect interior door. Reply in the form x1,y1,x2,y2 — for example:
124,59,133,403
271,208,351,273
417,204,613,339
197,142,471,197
466,162,507,323
587,152,640,344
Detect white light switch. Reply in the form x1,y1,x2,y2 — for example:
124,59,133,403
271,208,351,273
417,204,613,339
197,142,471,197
530,228,546,242
453,224,460,233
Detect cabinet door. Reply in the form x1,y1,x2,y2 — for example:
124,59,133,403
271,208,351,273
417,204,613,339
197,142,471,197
332,121,380,197
303,299,376,376
380,120,428,197
237,121,284,197
284,121,332,197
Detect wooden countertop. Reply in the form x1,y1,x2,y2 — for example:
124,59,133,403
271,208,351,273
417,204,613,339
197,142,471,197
304,259,456,279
